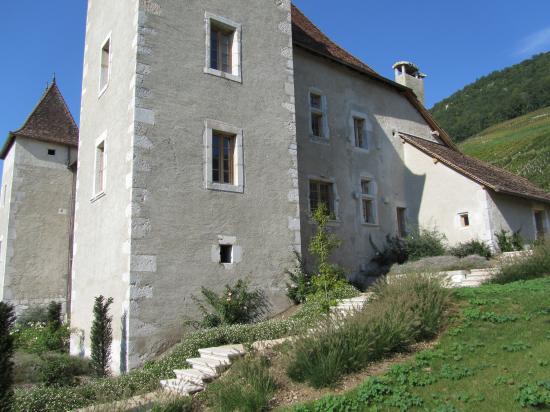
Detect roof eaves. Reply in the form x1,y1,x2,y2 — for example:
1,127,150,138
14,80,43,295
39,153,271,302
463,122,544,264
0,132,16,160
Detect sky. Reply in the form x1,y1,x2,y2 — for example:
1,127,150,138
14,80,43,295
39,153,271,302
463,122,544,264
1,0,550,154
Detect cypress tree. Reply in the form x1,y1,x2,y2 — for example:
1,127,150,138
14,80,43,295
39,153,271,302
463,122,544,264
90,296,114,377
0,302,16,411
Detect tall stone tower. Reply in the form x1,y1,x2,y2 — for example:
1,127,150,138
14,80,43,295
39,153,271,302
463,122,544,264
71,0,300,373
0,81,78,316
393,61,427,105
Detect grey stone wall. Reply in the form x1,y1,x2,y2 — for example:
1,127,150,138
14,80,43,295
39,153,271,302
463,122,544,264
0,138,74,316
293,48,435,275
70,0,139,374
126,0,299,369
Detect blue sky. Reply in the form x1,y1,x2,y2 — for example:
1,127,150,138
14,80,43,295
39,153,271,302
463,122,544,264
2,0,550,150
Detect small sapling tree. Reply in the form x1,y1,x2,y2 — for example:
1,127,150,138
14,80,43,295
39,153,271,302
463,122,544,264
90,296,114,377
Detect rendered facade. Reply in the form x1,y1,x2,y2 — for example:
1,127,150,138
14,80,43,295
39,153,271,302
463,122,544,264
1,1,549,373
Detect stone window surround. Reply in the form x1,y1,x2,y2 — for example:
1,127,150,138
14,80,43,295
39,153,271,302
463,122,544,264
204,119,244,193
98,33,112,98
204,12,242,83
358,174,378,226
211,235,243,269
91,131,107,202
349,110,373,153
308,87,330,143
307,174,340,223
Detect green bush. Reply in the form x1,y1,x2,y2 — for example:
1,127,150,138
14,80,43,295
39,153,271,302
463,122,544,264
515,381,550,407
205,355,276,412
193,280,270,327
371,234,408,266
495,229,524,253
149,395,194,412
286,274,450,388
492,242,550,284
37,354,91,387
1,302,16,412
405,228,447,261
16,307,49,327
12,323,70,354
90,296,113,377
286,253,314,304
46,302,62,331
448,239,492,259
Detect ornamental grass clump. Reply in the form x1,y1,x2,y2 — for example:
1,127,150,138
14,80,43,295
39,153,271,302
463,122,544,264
492,241,550,284
286,273,450,388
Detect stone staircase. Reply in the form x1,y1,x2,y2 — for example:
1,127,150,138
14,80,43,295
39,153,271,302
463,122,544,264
446,268,499,288
160,344,246,396
160,293,373,396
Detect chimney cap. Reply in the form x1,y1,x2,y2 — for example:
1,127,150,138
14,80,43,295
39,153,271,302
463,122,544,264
393,61,427,78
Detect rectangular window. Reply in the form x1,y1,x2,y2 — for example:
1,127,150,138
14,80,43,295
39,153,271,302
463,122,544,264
220,244,233,264
309,180,333,215
205,13,241,82
48,149,56,156
354,118,368,149
397,207,407,237
459,213,470,227
534,210,545,239
95,141,105,195
361,179,377,224
309,91,327,139
212,132,236,185
99,38,111,93
210,25,233,73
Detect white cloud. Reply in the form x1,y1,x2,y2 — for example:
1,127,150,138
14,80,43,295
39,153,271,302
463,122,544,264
515,27,550,56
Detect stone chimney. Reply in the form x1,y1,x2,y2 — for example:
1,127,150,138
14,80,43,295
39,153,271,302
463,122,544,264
393,61,426,105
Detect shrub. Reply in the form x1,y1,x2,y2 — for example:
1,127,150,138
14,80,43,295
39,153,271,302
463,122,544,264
12,323,70,354
193,280,270,327
205,355,276,412
46,302,62,330
0,302,16,412
90,296,113,377
308,204,346,297
16,306,49,327
405,228,447,261
495,229,524,253
515,381,550,407
286,252,314,304
37,354,91,387
370,234,408,267
492,242,550,284
448,239,492,259
150,396,194,412
286,274,450,388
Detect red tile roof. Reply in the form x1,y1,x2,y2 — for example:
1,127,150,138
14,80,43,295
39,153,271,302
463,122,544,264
290,4,457,150
1,80,78,159
400,133,550,204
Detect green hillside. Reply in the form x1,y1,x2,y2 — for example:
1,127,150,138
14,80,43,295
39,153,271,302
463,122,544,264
431,52,550,141
459,106,550,191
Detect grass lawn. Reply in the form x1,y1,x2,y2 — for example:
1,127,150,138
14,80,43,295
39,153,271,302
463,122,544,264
459,106,550,191
289,277,550,411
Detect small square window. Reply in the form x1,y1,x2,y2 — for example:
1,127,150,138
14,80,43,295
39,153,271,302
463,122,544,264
220,245,233,264
459,213,470,227
48,149,56,156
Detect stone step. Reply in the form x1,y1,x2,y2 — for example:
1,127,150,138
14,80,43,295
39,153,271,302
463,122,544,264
187,357,229,374
174,368,217,385
198,345,245,362
160,379,204,396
